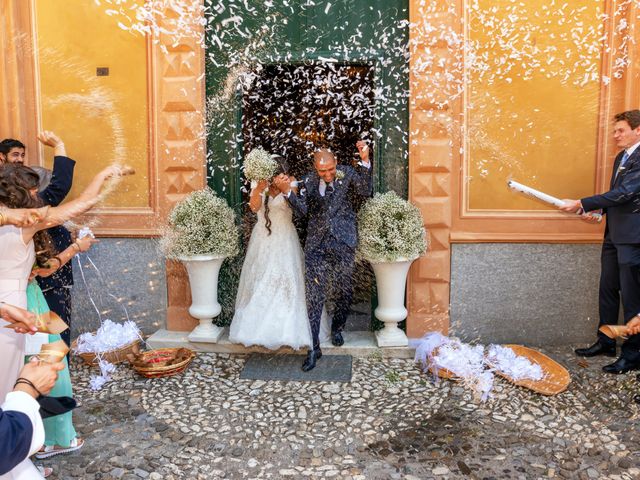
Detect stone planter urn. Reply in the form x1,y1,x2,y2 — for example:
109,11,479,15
180,254,226,343
372,257,416,347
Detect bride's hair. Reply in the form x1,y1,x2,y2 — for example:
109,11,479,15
0,163,56,266
264,156,288,236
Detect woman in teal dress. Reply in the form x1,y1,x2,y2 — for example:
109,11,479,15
25,281,84,458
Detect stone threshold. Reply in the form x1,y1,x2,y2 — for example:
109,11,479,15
146,328,416,359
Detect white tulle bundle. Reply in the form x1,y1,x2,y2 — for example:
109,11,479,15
433,340,494,401
433,341,485,379
486,345,543,381
89,359,116,391
413,331,449,372
413,333,545,401
75,319,140,354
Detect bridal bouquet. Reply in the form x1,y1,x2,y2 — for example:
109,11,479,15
159,188,239,259
244,147,278,182
358,191,427,263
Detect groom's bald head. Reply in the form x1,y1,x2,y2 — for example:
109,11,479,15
313,148,337,183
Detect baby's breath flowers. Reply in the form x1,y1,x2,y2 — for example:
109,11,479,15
357,191,427,263
244,148,278,182
160,188,239,259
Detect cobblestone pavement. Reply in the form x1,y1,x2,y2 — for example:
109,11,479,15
42,347,640,480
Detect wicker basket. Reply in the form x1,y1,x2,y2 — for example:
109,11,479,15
491,345,571,396
72,338,141,366
129,348,195,379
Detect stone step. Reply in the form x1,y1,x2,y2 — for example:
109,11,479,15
146,328,415,359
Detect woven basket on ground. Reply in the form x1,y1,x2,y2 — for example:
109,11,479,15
129,348,195,379
491,345,571,395
72,338,141,366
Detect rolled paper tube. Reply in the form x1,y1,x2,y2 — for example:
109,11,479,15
598,324,629,339
40,339,70,355
3,311,68,334
43,312,70,335
507,180,603,223
38,351,66,364
38,340,70,364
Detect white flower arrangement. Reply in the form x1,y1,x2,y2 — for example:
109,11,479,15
244,147,278,182
159,188,239,259
357,191,427,263
335,169,345,180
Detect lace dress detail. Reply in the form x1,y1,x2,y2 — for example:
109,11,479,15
230,193,328,350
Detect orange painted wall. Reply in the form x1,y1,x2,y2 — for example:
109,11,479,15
467,0,603,211
34,0,149,208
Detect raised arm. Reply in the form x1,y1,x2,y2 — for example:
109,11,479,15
249,180,268,213
36,131,75,206
24,165,133,239
351,140,373,197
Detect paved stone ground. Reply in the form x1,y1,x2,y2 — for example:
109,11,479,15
41,347,640,480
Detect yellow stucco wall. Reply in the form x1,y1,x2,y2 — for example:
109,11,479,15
467,0,603,211
35,0,149,208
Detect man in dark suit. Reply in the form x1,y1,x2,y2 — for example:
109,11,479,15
276,141,373,371
34,132,77,349
1,132,77,348
561,110,640,374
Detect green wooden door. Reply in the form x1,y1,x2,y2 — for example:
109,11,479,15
205,1,409,325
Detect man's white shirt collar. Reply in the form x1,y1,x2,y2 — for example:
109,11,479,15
626,140,640,157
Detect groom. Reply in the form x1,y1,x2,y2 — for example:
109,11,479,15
275,141,372,371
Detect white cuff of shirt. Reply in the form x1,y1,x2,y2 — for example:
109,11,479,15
2,391,45,457
358,161,371,169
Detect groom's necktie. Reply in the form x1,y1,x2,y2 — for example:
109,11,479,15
326,183,335,196
615,151,630,181
319,180,334,197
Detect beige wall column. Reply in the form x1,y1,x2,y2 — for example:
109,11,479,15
0,1,39,156
153,4,207,332
406,0,459,339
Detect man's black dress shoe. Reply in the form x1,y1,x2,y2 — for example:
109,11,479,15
602,357,640,374
574,341,616,357
302,349,322,372
331,331,344,347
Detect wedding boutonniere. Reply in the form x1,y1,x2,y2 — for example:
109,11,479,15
335,169,345,181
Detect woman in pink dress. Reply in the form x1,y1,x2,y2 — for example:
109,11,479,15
0,163,130,402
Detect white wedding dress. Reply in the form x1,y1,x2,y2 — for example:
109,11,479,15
230,191,329,350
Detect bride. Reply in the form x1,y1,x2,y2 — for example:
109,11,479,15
230,156,329,349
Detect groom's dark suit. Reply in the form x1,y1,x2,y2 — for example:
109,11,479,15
288,164,372,350
582,146,640,361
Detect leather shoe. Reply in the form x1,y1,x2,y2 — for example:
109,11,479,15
602,357,640,374
302,349,322,372
574,341,616,357
331,331,344,347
